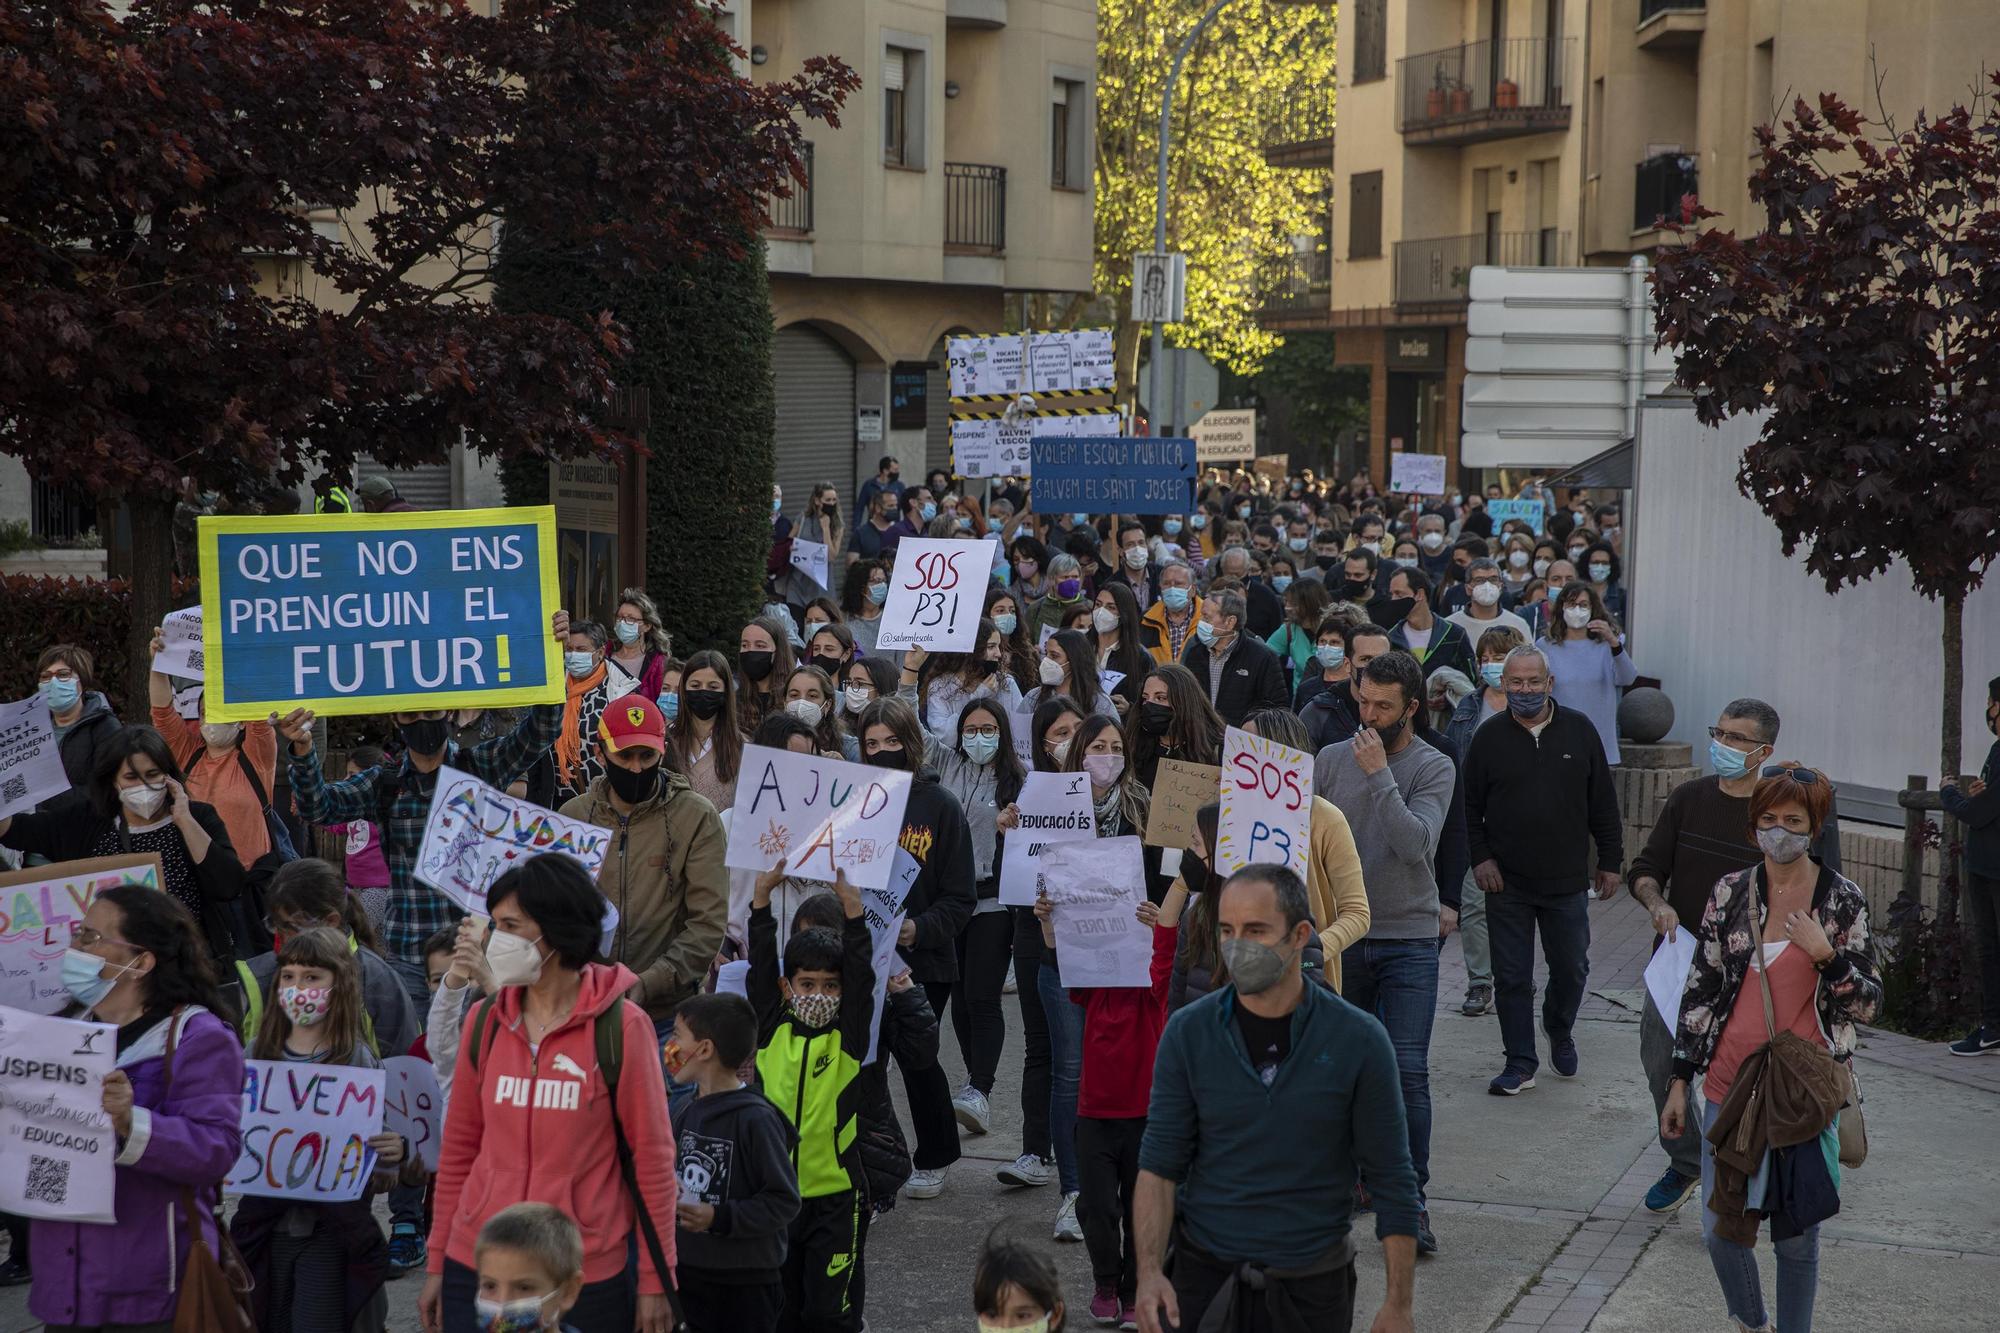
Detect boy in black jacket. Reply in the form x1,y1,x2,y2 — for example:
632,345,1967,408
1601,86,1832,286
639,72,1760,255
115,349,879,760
670,992,803,1331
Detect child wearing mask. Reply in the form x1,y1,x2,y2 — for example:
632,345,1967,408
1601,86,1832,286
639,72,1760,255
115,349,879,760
471,1203,587,1333
668,993,804,1330
748,859,874,1332
230,928,412,1332
972,1228,1069,1331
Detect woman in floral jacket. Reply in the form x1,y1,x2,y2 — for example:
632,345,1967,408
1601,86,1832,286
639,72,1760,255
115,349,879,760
1661,763,1880,1333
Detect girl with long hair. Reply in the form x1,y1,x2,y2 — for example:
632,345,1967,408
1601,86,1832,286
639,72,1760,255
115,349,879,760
669,649,745,812
1089,583,1152,718
1123,664,1224,792
783,664,855,760
984,584,1040,695
735,616,797,733
900,621,1024,737
1026,629,1112,720
607,588,674,700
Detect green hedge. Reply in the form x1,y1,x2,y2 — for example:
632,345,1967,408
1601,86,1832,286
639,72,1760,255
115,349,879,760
0,575,198,717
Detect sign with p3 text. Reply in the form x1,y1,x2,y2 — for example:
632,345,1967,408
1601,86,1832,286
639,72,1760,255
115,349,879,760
198,507,563,721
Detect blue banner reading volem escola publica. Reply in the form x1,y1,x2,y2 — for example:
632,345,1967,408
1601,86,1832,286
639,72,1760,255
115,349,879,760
197,505,563,721
1029,436,1196,516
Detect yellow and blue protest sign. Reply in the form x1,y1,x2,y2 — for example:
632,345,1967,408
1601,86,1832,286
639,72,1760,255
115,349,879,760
197,506,563,721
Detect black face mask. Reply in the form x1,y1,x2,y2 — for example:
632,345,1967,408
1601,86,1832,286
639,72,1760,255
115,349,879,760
606,762,661,805
1384,596,1417,624
810,653,844,677
979,658,1002,677
398,718,448,756
865,746,910,771
1140,702,1174,737
1341,579,1373,601
1374,716,1408,747
1315,554,1341,571
740,650,776,683
684,690,727,721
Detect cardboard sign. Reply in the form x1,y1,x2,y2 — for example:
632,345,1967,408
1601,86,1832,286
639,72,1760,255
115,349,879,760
875,538,987,652
0,856,163,1014
1042,837,1152,989
0,1006,118,1222
997,771,1096,906
1191,408,1257,465
1031,437,1196,516
151,606,206,680
1143,760,1221,850
724,746,915,892
1486,498,1546,535
1389,452,1447,495
230,1059,385,1202
382,1055,444,1171
198,505,563,720
1251,455,1290,485
789,537,830,592
861,849,921,1065
415,768,614,916
0,696,70,820
1216,727,1312,879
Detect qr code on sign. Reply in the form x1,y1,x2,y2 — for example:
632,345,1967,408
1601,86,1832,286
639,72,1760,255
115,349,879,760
0,775,25,805
25,1155,67,1206
187,649,204,672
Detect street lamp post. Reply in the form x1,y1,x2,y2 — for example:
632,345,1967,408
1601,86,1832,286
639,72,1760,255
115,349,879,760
1149,0,1235,438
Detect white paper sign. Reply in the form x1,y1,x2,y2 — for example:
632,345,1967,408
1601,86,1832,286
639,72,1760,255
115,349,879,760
876,538,988,652
1043,837,1152,989
998,771,1095,906
381,1055,444,1171
0,1006,118,1222
715,959,750,999
1216,727,1312,879
0,696,70,819
724,746,915,892
861,849,922,1064
950,412,1122,479
1389,452,1448,495
1644,930,1699,1028
151,606,205,680
415,767,614,916
948,330,1116,398
1191,408,1257,465
789,537,831,592
0,856,163,1014
230,1059,385,1202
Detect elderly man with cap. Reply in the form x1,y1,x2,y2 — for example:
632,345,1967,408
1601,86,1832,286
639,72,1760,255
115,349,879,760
356,474,418,513
559,696,730,1053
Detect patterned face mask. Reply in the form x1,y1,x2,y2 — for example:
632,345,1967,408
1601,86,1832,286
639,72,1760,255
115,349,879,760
278,985,331,1028
790,992,840,1029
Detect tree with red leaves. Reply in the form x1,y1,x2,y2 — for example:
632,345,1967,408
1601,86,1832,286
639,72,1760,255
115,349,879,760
0,0,855,704
1652,87,2000,785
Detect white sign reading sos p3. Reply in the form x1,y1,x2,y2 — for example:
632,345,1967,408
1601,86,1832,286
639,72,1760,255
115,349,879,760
876,538,986,652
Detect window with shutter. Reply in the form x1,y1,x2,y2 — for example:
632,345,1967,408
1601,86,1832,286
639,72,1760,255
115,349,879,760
1349,171,1383,259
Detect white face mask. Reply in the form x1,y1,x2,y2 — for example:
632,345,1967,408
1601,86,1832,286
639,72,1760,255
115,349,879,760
199,722,242,750
1533,558,1551,578
1047,736,1073,764
1091,606,1119,634
1419,532,1445,552
786,698,825,730
485,929,546,988
120,784,168,819
1508,550,1530,569
1469,582,1502,607
1039,655,1065,687
843,686,873,715
1563,604,1593,630
1123,544,1149,570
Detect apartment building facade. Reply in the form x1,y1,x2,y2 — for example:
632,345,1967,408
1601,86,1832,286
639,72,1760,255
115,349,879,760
1264,0,2000,490
740,0,1097,508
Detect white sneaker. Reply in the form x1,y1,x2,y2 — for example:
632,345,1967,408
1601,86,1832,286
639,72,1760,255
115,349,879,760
904,1166,948,1200
996,1153,1053,1188
952,1085,992,1135
1053,1191,1083,1242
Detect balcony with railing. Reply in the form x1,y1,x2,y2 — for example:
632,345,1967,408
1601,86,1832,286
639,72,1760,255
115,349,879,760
764,143,814,236
1634,152,1698,232
1397,37,1573,146
1253,249,1333,328
1637,0,1705,51
1393,230,1569,307
945,162,1006,254
1263,92,1335,169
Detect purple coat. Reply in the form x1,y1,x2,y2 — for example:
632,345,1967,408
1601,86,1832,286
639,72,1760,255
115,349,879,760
31,1007,245,1329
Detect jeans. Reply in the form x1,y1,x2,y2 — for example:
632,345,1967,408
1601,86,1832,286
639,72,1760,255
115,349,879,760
936,909,1012,1095
1642,991,1703,1178
385,953,431,1015
1486,888,1591,1075
1037,957,1083,1195
1967,871,2000,1030
1011,908,1053,1163
1458,871,1491,988
1076,1116,1145,1299
1340,939,1438,1198
1698,1099,1819,1332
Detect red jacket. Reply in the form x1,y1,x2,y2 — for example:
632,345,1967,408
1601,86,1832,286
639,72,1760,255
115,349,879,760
426,963,677,1292
1071,924,1179,1119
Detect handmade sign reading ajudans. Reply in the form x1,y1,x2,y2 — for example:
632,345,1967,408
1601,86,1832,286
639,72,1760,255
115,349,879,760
725,746,915,893
415,768,613,916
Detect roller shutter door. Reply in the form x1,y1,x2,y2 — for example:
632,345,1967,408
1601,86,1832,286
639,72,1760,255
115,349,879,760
356,458,453,509
773,325,857,513
925,338,953,482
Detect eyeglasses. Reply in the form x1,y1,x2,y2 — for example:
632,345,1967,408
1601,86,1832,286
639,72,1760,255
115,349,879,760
1707,726,1766,748
1761,765,1820,785
70,924,137,951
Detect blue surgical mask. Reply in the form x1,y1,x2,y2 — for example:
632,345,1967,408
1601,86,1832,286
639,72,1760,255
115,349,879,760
1190,514,1208,530
1480,662,1504,688
868,583,888,606
993,613,1018,636
614,620,641,645
1287,536,1309,553
1160,586,1191,613
1236,504,1252,519
62,948,132,1009
1315,644,1344,670
658,693,680,723
39,676,81,714
921,502,939,523
1709,737,1756,778
1588,563,1612,583
962,733,1001,766
1195,620,1218,646
1164,518,1183,536
956,515,973,531
1272,575,1293,594
564,651,597,679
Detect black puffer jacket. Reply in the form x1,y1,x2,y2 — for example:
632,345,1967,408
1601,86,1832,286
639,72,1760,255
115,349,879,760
51,690,122,800
853,984,934,1212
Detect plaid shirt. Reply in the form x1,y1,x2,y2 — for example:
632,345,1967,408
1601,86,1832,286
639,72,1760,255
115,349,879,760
289,704,563,962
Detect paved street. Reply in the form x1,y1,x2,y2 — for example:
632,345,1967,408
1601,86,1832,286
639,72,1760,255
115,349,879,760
6,893,1994,1333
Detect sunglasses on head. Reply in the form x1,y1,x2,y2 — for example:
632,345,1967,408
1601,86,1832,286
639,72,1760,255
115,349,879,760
1761,765,1819,785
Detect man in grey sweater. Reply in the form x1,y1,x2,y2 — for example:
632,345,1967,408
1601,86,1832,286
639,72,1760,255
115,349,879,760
1312,650,1455,1257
